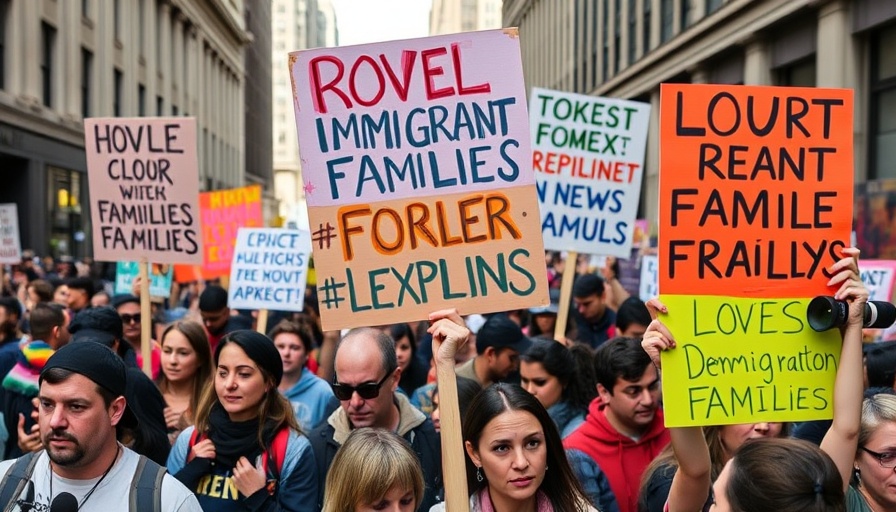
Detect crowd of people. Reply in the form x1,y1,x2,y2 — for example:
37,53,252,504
0,247,886,512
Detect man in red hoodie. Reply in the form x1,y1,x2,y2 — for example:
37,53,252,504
564,337,670,512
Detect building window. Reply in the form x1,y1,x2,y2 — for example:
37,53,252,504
172,104,178,116
706,0,723,14
138,0,145,55
602,0,609,81
0,0,8,90
614,0,622,72
680,0,690,32
156,95,163,116
81,48,92,117
138,84,146,116
113,0,121,41
82,0,90,18
660,0,674,43
41,22,56,107
113,69,123,116
643,0,652,53
628,0,637,63
870,25,896,180
776,58,816,87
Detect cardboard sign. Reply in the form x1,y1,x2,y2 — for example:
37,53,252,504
228,228,312,311
530,88,650,257
289,29,549,330
84,118,202,264
115,261,173,298
658,84,854,426
860,260,896,303
199,185,264,278
0,204,21,264
639,254,658,301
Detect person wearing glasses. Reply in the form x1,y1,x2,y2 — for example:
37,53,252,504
113,293,162,378
852,393,896,511
167,330,318,511
309,327,442,512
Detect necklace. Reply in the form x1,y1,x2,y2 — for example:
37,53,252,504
49,444,121,509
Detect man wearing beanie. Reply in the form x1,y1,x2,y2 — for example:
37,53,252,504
198,285,252,351
0,342,201,510
572,273,617,348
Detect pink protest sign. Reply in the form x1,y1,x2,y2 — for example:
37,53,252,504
861,260,896,303
289,29,549,331
199,185,264,278
84,118,202,264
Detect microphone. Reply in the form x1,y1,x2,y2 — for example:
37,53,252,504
807,296,896,332
50,492,78,512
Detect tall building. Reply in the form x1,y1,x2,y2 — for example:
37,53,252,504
0,0,250,259
506,0,896,227
272,0,337,227
245,0,277,221
430,0,503,35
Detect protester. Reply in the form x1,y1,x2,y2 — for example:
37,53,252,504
157,321,213,445
572,274,617,348
91,290,111,308
65,276,95,314
270,319,335,431
391,323,428,395
521,339,597,438
615,297,651,338
322,428,424,512
310,326,442,512
564,337,669,512
429,376,481,434
113,293,162,378
454,313,532,388
0,297,24,375
167,330,318,510
0,341,202,510
198,285,252,352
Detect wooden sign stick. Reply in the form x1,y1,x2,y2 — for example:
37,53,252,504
554,250,577,342
436,342,470,512
139,258,152,377
256,309,269,335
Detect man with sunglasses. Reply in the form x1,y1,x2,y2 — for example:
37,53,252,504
309,327,442,512
112,294,161,379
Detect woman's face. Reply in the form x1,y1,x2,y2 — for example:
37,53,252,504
430,392,440,433
355,485,415,512
161,329,200,384
465,409,547,508
855,421,896,509
395,336,412,372
719,423,783,459
534,314,556,334
519,361,564,410
53,285,69,306
709,459,733,512
215,344,268,422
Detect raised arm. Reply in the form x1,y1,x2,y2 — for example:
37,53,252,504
819,247,868,492
642,319,711,512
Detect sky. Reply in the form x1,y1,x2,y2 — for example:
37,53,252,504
331,0,433,46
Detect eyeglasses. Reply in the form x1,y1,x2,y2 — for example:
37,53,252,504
331,373,391,401
860,446,896,468
120,313,141,324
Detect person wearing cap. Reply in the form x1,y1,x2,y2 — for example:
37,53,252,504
1,303,68,459
0,341,202,510
113,294,162,379
167,330,318,511
198,285,252,352
68,306,137,367
454,313,532,388
564,337,669,512
572,273,618,349
65,276,95,315
309,326,442,512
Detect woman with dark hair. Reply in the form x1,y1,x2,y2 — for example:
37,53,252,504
521,339,596,438
167,330,318,511
157,321,214,444
390,322,429,395
429,383,598,511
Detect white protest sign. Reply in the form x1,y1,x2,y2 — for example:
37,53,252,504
0,204,21,264
861,261,896,303
228,228,312,311
639,254,658,301
530,88,650,257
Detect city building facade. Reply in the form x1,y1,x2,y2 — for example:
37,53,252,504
0,0,251,259
431,0,503,35
245,0,277,221
506,0,896,231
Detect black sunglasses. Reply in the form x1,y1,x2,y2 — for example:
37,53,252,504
331,373,391,401
120,313,141,324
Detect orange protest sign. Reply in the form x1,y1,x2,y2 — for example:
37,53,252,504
659,85,853,298
199,185,263,278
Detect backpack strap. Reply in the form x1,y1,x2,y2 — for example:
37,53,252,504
0,451,42,512
186,428,203,464
129,455,166,512
261,427,291,495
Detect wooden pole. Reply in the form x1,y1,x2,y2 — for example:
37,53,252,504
436,353,470,512
139,258,152,378
256,309,269,335
554,250,577,342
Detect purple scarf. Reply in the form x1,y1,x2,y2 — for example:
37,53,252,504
477,489,553,512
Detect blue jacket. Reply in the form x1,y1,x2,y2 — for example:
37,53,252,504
281,368,337,431
565,449,621,512
168,426,319,512
547,400,586,439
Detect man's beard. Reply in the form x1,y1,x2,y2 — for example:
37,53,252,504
44,430,85,466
